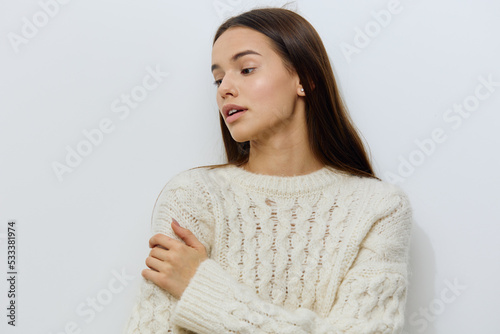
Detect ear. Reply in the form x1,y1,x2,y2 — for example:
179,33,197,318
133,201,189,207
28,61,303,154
298,85,306,96
297,81,315,96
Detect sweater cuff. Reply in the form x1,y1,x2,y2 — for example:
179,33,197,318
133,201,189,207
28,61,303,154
171,259,237,333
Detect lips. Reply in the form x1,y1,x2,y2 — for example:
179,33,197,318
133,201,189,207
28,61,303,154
222,104,247,118
228,109,244,116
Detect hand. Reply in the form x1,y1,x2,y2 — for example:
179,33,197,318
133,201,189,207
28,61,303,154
142,218,208,299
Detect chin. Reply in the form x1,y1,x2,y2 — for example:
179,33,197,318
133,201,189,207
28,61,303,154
228,129,252,143
231,136,251,144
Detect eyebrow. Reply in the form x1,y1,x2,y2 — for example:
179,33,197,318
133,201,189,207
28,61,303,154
211,50,262,72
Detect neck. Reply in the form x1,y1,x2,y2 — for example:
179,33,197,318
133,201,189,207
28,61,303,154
241,139,324,177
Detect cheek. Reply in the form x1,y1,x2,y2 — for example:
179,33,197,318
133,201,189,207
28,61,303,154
249,76,272,101
259,77,296,115
250,76,290,111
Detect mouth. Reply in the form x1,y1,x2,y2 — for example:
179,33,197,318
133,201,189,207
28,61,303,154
227,109,245,116
223,104,248,118
226,109,247,123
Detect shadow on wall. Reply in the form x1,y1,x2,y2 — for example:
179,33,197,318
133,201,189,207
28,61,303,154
404,222,436,334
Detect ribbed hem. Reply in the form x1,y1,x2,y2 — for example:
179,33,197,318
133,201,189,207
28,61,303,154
224,164,344,197
171,259,235,333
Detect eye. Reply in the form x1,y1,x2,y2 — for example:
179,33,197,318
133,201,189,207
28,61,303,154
213,67,255,87
242,68,255,74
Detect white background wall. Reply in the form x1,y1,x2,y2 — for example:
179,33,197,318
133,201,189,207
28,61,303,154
1,0,499,333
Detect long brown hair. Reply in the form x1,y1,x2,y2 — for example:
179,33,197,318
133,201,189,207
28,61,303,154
195,6,379,180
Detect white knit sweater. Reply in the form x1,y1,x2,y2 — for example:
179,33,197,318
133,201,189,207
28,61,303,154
123,164,413,334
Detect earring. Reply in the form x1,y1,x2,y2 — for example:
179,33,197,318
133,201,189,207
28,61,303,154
301,88,304,92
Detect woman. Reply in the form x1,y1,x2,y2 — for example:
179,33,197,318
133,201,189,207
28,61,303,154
124,7,413,334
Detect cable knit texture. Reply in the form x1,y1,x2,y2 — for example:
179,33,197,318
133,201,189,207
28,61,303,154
123,164,413,334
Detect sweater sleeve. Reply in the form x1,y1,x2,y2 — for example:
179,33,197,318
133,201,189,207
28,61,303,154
169,189,413,334
123,170,216,334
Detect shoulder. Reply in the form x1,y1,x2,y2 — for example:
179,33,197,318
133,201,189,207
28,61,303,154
339,175,413,252
163,165,229,186
371,178,412,215
336,171,412,216
160,167,208,189
358,178,413,235
156,166,221,198
153,166,220,218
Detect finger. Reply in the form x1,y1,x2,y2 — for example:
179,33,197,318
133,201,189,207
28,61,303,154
172,221,203,250
141,267,173,294
145,255,166,272
149,233,176,249
142,267,162,283
150,246,168,261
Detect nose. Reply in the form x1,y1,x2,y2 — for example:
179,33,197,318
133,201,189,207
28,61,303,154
218,73,237,98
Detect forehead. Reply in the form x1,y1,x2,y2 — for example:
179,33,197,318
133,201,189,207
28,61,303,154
212,27,273,60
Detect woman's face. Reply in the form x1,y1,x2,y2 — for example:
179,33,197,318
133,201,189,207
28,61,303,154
211,27,305,144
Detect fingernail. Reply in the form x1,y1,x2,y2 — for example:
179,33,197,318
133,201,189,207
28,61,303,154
172,218,180,227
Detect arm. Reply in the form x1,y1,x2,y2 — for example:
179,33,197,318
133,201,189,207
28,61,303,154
169,189,413,334
123,170,215,334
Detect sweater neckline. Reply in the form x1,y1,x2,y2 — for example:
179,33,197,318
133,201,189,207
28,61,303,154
225,164,342,197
